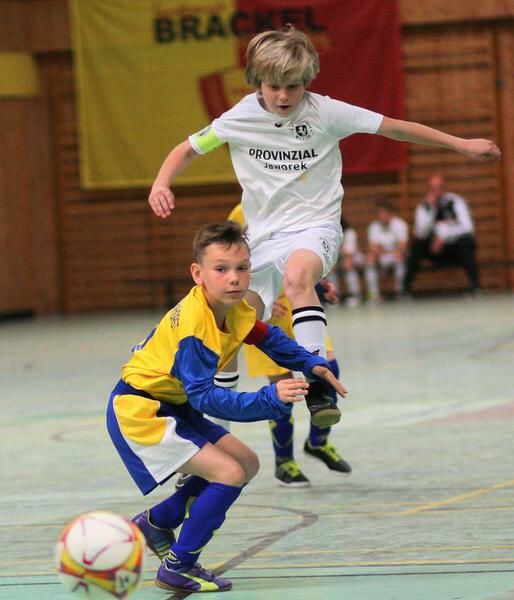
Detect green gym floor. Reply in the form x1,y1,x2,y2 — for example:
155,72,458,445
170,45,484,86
1,294,514,599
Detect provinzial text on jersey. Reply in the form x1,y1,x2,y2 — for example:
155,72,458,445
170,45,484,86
248,148,319,161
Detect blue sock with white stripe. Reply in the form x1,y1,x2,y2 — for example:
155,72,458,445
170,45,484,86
166,482,242,566
269,414,295,465
149,476,208,530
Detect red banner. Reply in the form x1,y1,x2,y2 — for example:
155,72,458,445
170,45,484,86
234,0,407,173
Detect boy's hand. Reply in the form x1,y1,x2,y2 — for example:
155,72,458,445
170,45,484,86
461,139,501,162
430,237,444,254
271,299,289,319
149,186,175,218
311,365,348,398
276,378,310,403
319,278,339,304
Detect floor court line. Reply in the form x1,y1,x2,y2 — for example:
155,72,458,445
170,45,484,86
400,477,514,515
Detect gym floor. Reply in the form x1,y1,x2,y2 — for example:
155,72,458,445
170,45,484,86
1,294,514,599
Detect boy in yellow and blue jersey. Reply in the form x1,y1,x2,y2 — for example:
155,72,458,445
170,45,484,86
228,203,351,487
107,221,346,593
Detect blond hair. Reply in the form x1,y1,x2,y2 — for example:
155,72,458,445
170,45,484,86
245,25,320,88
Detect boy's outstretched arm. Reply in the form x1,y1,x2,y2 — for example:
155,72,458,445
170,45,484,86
378,117,501,162
246,321,347,398
148,140,198,219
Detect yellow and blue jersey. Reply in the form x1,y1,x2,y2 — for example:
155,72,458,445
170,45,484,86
119,284,327,423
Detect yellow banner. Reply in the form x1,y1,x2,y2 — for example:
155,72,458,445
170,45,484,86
71,0,246,189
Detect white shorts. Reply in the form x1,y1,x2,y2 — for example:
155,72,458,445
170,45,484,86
249,224,343,320
378,252,400,270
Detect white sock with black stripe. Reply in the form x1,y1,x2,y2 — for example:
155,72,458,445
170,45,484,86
212,371,239,430
292,305,327,361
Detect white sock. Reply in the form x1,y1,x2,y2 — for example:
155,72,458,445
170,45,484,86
345,270,361,298
212,371,239,430
292,305,327,360
394,262,405,293
365,264,379,299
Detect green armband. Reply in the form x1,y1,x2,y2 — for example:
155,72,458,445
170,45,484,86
190,126,225,154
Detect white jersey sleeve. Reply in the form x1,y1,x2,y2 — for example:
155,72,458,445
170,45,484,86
188,125,225,155
320,98,383,140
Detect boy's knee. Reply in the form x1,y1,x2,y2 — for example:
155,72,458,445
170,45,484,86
216,461,247,487
282,271,312,296
244,450,260,482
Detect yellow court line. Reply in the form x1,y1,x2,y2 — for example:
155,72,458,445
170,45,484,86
209,557,514,570
7,544,514,568
401,477,514,515
4,558,514,578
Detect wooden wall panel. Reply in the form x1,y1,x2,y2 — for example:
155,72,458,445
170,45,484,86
496,27,514,288
0,101,34,313
400,0,514,25
0,1,512,313
401,28,506,291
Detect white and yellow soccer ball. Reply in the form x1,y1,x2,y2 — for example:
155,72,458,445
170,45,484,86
55,510,145,598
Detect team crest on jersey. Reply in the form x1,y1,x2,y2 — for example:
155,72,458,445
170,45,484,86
291,120,313,140
169,301,183,329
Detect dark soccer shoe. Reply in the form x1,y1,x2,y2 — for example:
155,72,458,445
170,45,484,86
175,473,193,490
305,378,341,428
132,510,176,560
156,560,232,593
275,459,311,488
304,440,352,474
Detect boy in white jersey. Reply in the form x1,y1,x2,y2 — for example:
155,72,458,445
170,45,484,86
148,25,500,425
340,217,365,307
365,200,409,301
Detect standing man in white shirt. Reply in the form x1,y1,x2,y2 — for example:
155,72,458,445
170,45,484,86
403,174,481,295
365,200,409,301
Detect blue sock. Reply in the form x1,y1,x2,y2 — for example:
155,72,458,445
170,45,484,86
309,358,339,447
167,482,242,566
269,414,294,465
149,475,208,530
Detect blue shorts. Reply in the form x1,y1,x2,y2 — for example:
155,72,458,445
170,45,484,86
107,380,228,495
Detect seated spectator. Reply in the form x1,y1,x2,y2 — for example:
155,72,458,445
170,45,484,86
403,174,480,296
339,217,365,307
365,200,408,301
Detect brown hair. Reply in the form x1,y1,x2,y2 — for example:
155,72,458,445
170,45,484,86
192,221,249,262
245,24,320,88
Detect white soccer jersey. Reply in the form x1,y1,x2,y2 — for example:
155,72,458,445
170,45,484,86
368,217,408,252
189,92,383,248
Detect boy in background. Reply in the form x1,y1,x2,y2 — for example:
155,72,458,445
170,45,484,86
365,200,408,302
227,204,351,487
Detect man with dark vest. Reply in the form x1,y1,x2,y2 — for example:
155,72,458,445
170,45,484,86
403,174,480,296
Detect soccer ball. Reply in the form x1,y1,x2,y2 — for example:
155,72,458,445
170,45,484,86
55,510,145,598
